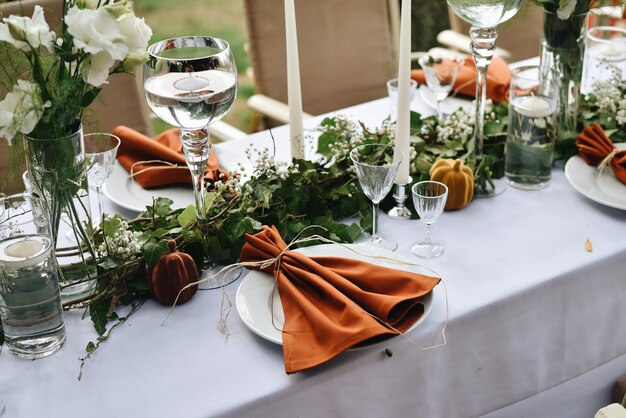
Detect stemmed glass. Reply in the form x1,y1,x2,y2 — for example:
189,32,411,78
143,36,239,289
418,54,464,120
143,36,237,218
411,181,448,258
411,180,448,258
350,144,402,251
446,0,522,197
84,133,121,225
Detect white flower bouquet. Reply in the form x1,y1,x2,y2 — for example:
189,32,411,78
0,0,152,142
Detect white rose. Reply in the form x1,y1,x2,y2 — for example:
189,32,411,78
82,51,117,87
557,0,577,20
0,80,50,144
65,6,127,59
117,13,152,73
65,6,128,86
0,5,55,53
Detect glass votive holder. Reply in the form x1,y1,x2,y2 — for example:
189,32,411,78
505,65,558,190
0,193,65,359
387,77,418,118
582,26,626,94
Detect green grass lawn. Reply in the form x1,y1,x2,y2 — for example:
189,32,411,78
135,0,255,134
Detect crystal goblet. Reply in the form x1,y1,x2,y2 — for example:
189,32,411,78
417,54,464,120
83,133,121,225
350,144,402,251
446,0,522,197
411,181,448,258
144,36,239,289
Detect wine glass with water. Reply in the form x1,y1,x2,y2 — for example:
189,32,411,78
446,0,522,197
143,36,237,217
143,36,239,288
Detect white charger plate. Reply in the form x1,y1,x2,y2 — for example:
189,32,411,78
418,84,472,115
564,144,626,211
236,243,436,349
104,147,252,212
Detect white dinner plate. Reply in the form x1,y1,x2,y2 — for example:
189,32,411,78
236,243,436,349
564,144,626,211
104,147,253,213
418,84,472,116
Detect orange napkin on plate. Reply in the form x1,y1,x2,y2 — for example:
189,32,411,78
113,126,227,188
239,226,440,374
411,56,511,103
576,124,626,184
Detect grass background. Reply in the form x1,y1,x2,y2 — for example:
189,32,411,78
134,0,451,135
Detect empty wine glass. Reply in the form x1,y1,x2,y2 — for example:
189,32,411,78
350,144,402,251
411,181,448,258
143,36,237,219
84,133,121,225
418,54,464,120
446,0,522,197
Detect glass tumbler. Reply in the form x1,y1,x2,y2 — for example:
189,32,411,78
0,193,65,359
505,65,558,190
582,26,626,94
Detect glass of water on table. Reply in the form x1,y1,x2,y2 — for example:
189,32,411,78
505,65,558,190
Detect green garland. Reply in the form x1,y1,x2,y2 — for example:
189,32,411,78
57,73,625,363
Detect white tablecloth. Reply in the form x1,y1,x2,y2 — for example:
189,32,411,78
2,96,626,418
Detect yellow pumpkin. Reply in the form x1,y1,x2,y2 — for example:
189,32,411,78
429,159,474,211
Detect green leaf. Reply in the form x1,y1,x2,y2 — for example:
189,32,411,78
102,216,121,238
89,300,109,336
97,257,122,271
81,88,102,108
154,197,174,217
86,341,96,353
143,239,170,267
178,205,197,227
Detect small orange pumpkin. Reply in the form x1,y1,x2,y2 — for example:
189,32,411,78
429,158,474,211
148,240,199,305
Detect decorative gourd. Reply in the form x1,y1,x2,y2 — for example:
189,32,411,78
429,159,474,211
148,240,199,305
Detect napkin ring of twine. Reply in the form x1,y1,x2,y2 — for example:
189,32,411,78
129,160,184,181
598,148,619,176
161,226,449,352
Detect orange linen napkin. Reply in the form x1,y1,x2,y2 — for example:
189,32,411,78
576,124,626,184
113,126,227,188
411,56,511,103
239,226,441,374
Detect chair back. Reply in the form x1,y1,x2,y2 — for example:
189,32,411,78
448,5,544,62
243,0,395,116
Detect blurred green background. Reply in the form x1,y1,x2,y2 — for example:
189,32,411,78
134,0,450,134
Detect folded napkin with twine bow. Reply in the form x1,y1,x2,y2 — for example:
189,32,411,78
112,126,227,188
576,124,626,184
239,226,440,373
411,56,511,103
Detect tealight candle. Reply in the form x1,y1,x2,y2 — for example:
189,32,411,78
513,96,555,118
0,236,52,269
174,75,211,92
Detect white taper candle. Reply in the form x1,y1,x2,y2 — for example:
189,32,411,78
394,0,411,184
284,0,305,160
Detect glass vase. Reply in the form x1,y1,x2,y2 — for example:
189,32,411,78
25,121,97,302
540,10,588,150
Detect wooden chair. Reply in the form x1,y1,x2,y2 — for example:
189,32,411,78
242,0,396,130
